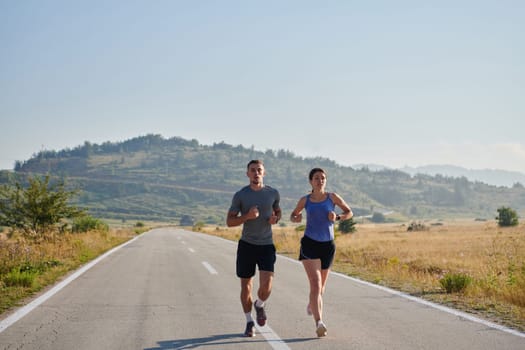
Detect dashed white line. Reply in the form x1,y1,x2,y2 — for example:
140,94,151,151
201,261,218,275
255,324,291,350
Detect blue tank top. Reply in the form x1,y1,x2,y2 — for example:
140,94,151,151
304,193,335,242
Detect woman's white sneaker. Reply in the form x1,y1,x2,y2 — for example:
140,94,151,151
316,321,327,337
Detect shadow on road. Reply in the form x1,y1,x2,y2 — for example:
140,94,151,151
144,333,318,349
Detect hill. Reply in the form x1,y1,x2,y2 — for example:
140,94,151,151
353,163,525,188
400,165,525,188
1,134,524,225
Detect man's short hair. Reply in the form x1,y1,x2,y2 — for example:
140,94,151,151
247,159,264,169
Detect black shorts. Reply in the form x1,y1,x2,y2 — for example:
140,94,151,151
299,235,336,270
236,239,276,278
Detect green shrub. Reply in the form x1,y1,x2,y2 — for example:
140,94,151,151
192,221,205,232
4,268,37,287
0,175,84,238
72,216,108,233
407,221,427,232
371,212,386,223
440,272,472,293
339,218,356,234
495,206,519,227
295,224,306,232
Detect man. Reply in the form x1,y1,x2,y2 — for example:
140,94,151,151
227,159,282,337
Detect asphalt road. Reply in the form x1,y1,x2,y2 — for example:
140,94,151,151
0,228,523,349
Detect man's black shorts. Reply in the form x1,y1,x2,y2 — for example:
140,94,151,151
299,235,336,270
236,239,276,278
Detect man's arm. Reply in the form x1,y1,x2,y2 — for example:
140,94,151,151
227,210,245,227
269,207,282,225
227,206,260,227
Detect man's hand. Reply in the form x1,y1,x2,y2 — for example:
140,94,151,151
246,206,260,220
269,212,279,225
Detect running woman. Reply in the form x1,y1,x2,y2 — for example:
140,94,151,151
290,167,353,337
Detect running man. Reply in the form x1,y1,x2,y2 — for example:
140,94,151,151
227,159,282,337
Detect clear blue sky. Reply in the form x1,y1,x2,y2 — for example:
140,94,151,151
2,1,524,172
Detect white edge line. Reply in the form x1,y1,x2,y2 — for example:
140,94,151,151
0,233,143,334
279,254,525,339
180,231,525,340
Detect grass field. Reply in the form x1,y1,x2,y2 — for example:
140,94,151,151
199,220,525,332
0,226,142,316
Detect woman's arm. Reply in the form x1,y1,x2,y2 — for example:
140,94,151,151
290,196,306,223
331,193,353,221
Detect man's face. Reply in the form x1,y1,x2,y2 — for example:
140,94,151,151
247,163,265,185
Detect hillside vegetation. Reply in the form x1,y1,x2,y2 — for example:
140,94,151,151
1,134,524,224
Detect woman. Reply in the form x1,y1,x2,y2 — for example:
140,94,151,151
290,167,353,337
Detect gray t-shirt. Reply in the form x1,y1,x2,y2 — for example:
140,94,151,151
229,185,280,245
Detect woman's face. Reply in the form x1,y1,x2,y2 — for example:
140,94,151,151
310,171,327,191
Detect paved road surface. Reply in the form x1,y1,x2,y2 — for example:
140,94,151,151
0,228,523,349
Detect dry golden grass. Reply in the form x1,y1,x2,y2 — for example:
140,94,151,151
0,228,140,314
200,220,525,332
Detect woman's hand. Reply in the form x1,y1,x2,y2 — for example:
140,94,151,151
290,212,302,223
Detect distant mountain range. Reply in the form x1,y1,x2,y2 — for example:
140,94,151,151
353,164,525,188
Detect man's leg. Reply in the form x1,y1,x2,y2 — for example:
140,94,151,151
257,270,273,302
240,277,256,336
240,277,253,313
254,270,273,326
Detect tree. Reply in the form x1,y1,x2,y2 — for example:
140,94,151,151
180,215,194,226
0,175,84,239
371,212,386,223
338,217,356,234
495,206,519,227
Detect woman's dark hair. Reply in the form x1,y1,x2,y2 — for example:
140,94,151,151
309,167,326,181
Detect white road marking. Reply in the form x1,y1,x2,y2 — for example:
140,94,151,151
279,255,525,339
331,271,525,338
255,324,291,350
0,234,143,334
201,261,218,274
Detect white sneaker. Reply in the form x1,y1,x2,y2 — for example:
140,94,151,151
316,321,327,337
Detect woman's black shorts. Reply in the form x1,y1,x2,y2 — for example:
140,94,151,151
236,239,276,278
299,235,336,270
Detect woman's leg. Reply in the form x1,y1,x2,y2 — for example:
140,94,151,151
320,268,331,296
302,259,323,323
